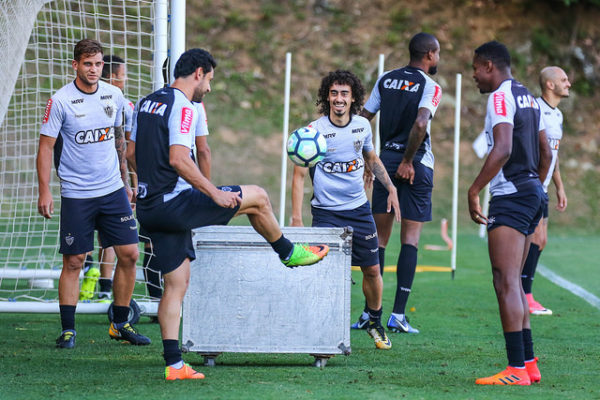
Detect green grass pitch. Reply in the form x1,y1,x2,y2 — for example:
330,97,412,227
1,226,599,399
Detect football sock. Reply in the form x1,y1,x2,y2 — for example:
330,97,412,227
59,304,76,331
523,328,535,361
143,250,163,299
169,360,184,369
367,307,382,325
378,247,385,276
99,278,112,293
163,339,182,366
392,244,417,315
521,244,541,294
504,330,525,368
270,234,294,260
112,305,130,325
83,254,94,272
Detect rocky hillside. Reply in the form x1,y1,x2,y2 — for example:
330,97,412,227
185,0,600,231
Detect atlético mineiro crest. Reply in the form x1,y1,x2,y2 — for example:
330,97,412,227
103,104,114,118
354,140,362,153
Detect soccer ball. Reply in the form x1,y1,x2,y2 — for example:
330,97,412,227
287,126,327,167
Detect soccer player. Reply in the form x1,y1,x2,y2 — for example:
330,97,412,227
468,41,551,385
36,39,150,349
132,48,329,380
356,32,442,334
128,93,214,306
79,54,137,303
291,70,400,350
521,66,570,316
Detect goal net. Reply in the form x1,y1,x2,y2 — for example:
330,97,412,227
0,0,166,313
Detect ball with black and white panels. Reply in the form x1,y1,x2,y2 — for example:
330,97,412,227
287,126,327,167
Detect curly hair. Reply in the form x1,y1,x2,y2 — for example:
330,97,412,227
316,70,365,117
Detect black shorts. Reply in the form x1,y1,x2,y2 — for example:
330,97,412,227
372,150,433,222
136,186,241,274
59,188,138,255
487,184,544,236
311,202,379,268
542,191,549,219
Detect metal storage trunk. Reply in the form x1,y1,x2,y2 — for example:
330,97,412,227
181,226,352,367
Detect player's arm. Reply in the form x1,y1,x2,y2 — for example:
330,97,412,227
468,122,513,224
360,109,375,121
36,134,56,219
169,145,240,208
114,125,132,201
291,165,308,226
195,135,211,180
537,129,552,187
364,149,400,221
396,108,431,184
552,156,567,211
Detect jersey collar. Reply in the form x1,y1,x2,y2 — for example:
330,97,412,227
73,79,99,95
328,114,352,128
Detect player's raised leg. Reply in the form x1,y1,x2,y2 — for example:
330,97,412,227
235,184,329,267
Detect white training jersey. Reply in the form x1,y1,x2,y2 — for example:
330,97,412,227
537,97,563,192
308,115,373,211
40,80,126,198
193,101,209,137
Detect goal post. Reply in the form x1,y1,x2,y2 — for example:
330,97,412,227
0,0,174,314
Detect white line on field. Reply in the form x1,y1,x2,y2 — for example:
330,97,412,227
538,264,600,311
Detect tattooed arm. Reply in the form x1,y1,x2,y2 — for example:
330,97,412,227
114,125,132,202
364,149,400,222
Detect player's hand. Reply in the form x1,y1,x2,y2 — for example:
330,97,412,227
468,186,487,225
556,188,567,212
290,216,304,227
394,160,415,185
213,190,242,209
37,192,54,219
387,188,401,222
130,187,137,211
124,184,133,203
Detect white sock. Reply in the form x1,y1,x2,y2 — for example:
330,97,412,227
168,360,184,369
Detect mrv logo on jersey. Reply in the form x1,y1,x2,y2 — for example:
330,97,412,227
75,126,114,144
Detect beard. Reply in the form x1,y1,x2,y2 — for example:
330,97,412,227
192,90,205,103
428,65,438,75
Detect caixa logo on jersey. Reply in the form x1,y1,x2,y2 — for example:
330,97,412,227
322,158,364,173
75,126,114,144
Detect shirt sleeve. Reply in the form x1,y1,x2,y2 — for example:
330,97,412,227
194,101,209,137
418,78,442,118
39,96,64,138
363,74,384,114
362,120,374,152
124,99,135,133
113,90,125,128
168,102,196,148
487,88,515,128
129,99,141,142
